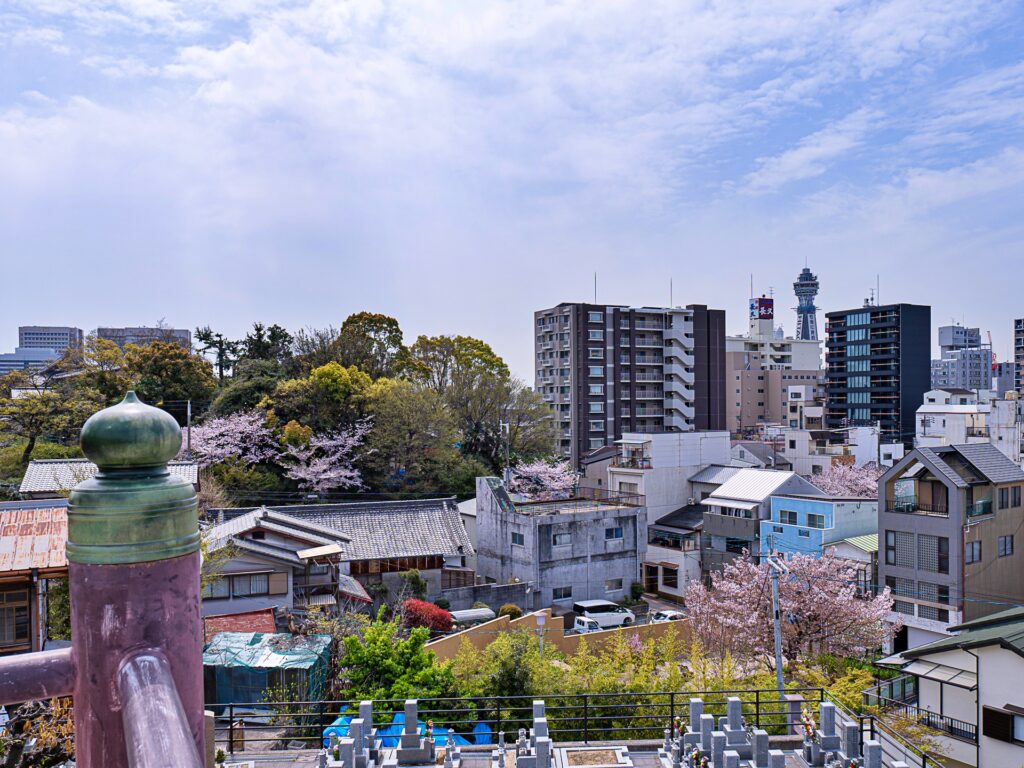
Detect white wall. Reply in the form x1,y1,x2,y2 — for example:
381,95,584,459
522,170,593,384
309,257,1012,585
977,646,1024,768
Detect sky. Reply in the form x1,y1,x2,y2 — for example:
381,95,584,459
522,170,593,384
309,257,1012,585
1,0,1023,380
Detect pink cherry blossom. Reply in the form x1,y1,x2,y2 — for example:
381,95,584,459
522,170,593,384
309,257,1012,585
809,463,885,498
282,419,371,493
181,410,281,468
507,459,578,500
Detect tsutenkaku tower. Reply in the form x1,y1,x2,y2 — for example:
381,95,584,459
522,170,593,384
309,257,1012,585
793,266,820,341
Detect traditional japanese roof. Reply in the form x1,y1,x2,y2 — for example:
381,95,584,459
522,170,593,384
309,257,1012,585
202,609,278,643
688,464,741,486
338,573,372,603
212,498,474,561
19,458,199,494
0,502,68,577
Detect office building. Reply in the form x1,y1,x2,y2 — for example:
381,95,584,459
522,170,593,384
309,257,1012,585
1015,318,1024,392
18,326,83,352
534,303,725,466
825,302,930,446
0,347,61,374
726,296,823,432
930,324,992,391
879,443,1024,651
793,266,820,341
96,326,191,349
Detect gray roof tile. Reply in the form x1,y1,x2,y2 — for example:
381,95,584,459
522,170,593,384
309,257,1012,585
20,458,198,493
950,443,1024,484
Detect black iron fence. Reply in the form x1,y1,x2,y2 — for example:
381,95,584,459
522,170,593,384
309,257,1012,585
211,688,825,754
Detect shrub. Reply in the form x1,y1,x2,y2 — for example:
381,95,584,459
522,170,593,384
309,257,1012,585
434,598,451,610
630,582,644,600
497,603,523,620
398,569,428,600
472,601,490,609
402,599,453,632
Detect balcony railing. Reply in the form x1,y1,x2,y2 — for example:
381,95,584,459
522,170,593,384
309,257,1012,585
965,427,989,438
612,456,652,469
886,499,949,517
966,499,993,518
864,697,977,743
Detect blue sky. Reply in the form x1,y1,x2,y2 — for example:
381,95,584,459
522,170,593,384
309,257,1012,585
1,0,1022,379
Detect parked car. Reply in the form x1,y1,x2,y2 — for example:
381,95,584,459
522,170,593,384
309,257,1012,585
573,616,602,634
650,609,685,623
572,600,635,629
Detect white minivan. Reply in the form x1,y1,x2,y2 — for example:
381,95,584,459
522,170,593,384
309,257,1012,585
572,600,636,630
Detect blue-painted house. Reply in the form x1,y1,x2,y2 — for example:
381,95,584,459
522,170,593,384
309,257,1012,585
761,494,878,584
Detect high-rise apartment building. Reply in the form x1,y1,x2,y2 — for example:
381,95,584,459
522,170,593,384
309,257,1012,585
725,296,822,432
96,326,191,349
825,302,930,446
18,326,84,352
1015,318,1024,392
930,324,992,391
534,303,725,466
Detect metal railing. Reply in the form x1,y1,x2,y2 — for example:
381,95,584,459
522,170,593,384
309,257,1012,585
611,457,652,469
865,697,977,743
885,499,949,517
210,688,826,754
862,675,917,706
966,499,993,518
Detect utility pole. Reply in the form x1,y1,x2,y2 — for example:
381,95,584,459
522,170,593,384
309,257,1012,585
186,399,192,456
766,537,787,702
500,421,511,484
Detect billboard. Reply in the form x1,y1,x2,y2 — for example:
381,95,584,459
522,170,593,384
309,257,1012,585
749,297,774,320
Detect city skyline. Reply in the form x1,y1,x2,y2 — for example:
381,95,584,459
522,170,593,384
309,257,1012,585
1,1,1022,379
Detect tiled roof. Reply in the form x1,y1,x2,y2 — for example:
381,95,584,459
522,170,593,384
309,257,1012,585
213,498,474,561
338,574,372,603
688,465,741,485
950,443,1024,484
19,458,199,493
915,447,969,488
206,508,343,549
0,505,68,575
903,606,1024,660
653,504,704,530
202,609,277,643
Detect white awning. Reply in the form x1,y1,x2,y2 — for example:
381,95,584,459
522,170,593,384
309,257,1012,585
614,438,651,445
902,660,977,690
702,498,759,511
297,543,343,560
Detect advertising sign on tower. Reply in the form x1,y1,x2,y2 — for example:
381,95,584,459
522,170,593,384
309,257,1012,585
749,297,774,320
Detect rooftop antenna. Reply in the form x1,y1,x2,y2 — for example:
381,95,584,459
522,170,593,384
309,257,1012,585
876,274,880,306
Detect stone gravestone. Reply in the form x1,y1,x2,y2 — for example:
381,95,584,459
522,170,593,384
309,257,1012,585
767,750,785,768
711,731,726,768
841,721,860,759
360,702,380,763
722,751,740,768
684,700,703,748
444,729,462,768
862,739,881,768
816,703,841,753
700,714,715,752
397,700,432,765
751,729,768,768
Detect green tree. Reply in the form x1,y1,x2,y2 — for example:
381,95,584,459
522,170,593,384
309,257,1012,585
335,312,411,379
0,376,103,464
362,378,460,489
123,341,217,418
58,336,132,405
195,326,241,382
240,322,293,364
409,335,509,397
209,359,285,416
287,327,341,375
337,613,455,701
264,362,372,432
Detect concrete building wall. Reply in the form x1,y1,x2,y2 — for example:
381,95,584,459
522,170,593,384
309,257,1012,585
977,645,1024,768
201,555,293,617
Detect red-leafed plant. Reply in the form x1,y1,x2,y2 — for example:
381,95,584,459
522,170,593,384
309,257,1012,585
401,599,453,633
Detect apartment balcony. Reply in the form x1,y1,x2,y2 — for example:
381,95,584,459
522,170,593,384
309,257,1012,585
633,408,664,417
633,356,664,365
633,338,664,348
623,373,664,383
634,390,664,400
965,426,990,438
543,394,555,402
966,499,993,518
621,320,665,330
612,456,652,470
886,499,949,517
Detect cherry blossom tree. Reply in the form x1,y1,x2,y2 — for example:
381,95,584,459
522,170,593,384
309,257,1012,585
182,410,281,468
810,463,886,497
507,459,577,500
684,552,898,670
282,419,371,493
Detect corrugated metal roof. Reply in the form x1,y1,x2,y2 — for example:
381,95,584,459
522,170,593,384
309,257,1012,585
709,468,799,503
840,534,878,554
19,459,198,493
951,443,1024,484
688,465,741,485
0,506,67,574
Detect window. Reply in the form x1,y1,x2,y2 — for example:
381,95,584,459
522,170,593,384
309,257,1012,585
999,535,1014,557
589,420,604,432
918,534,950,573
553,532,572,546
848,328,867,341
965,540,982,564
588,348,604,359
1014,486,1022,507
918,605,949,622
202,578,230,599
779,509,797,525
232,573,269,597
0,590,30,647
511,532,525,546
589,384,604,395
798,529,810,538
553,586,572,600
588,312,603,323
999,487,1010,509
588,330,603,340
806,513,825,529
618,482,639,493
788,439,796,449
848,344,869,357
725,538,748,554
885,530,914,567
772,525,783,533
588,439,605,449
604,578,623,593
605,526,623,540
649,529,684,549
662,567,678,589
589,366,603,377
589,402,604,413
